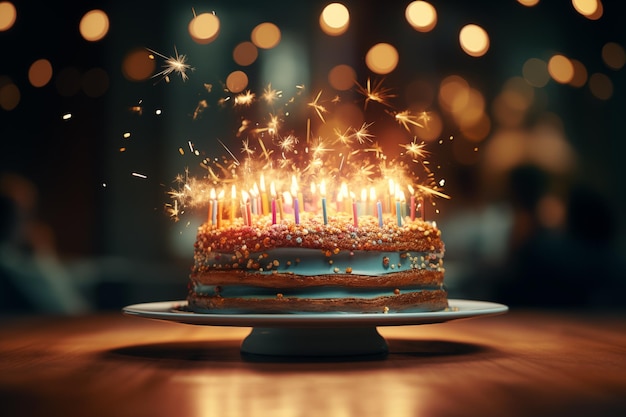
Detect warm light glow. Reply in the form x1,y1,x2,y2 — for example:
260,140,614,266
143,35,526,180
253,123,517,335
588,72,613,100
0,2,17,31
459,24,490,57
405,1,437,33
79,9,109,42
365,43,399,74
568,59,588,87
122,48,155,82
328,64,356,91
189,12,220,44
28,59,53,88
226,71,248,93
251,22,281,49
233,41,258,66
602,42,626,70
0,78,19,110
571,0,602,19
517,0,540,6
522,58,550,87
548,54,574,84
320,3,350,36
438,75,470,113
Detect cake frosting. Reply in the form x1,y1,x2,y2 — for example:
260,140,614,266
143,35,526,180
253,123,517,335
188,211,447,313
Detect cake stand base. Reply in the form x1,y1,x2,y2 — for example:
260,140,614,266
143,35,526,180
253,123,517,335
240,327,388,357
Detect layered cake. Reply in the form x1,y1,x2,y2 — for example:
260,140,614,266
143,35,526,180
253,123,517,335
188,212,447,314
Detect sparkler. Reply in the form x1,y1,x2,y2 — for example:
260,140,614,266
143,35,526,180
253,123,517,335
148,46,193,83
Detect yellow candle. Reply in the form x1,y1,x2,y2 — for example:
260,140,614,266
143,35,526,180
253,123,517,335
260,174,270,215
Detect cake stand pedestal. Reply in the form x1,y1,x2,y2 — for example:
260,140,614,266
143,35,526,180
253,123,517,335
122,300,508,357
241,327,388,356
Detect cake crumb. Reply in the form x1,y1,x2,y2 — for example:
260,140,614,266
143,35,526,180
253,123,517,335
383,306,389,314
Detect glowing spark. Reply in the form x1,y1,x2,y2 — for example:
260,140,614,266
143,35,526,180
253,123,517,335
278,134,298,153
307,90,327,123
241,139,255,157
132,172,148,179
353,122,374,144
62,113,72,120
262,83,282,105
416,184,451,199
193,99,208,120
400,139,429,159
218,140,240,165
334,127,353,145
355,78,395,109
394,110,424,132
234,90,255,106
148,46,193,82
364,141,384,159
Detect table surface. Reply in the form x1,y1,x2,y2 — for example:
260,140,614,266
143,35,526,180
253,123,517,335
1,308,625,417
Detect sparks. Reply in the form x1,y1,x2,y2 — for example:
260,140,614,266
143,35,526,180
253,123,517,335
307,90,327,123
393,110,424,132
400,139,429,159
148,46,193,82
355,78,395,109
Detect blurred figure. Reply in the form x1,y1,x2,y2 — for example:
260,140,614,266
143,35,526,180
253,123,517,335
495,165,625,309
0,173,91,315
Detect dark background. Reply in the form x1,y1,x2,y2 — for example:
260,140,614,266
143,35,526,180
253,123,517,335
1,0,624,312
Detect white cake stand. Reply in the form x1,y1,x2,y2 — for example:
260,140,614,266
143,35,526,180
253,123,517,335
122,299,508,357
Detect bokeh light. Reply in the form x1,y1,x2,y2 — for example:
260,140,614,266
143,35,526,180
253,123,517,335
189,12,220,44
571,0,603,20
602,42,626,70
548,54,574,84
28,59,53,88
328,64,356,91
588,72,613,100
459,24,489,57
320,3,350,36
251,22,281,49
226,71,249,93
79,9,109,42
0,1,17,31
405,1,437,33
568,59,588,88
0,76,20,110
122,48,156,82
522,58,550,87
365,43,399,74
517,0,540,6
438,75,470,113
233,41,258,66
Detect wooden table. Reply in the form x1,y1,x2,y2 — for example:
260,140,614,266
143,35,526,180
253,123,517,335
0,308,624,417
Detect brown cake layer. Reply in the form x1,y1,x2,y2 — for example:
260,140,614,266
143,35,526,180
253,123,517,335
191,270,444,289
189,288,448,314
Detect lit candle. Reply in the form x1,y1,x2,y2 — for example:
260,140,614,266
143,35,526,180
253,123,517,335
242,190,252,226
396,198,402,226
339,182,349,212
361,188,367,216
277,190,284,221
230,185,237,224
251,184,260,215
270,182,277,225
370,187,377,218
309,181,317,212
210,188,217,226
351,192,358,227
408,185,416,221
388,179,395,215
377,200,383,228
260,174,270,215
291,175,300,224
208,189,214,225
217,189,224,229
320,180,328,225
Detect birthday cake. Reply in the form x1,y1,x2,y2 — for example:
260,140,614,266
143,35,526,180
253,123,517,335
188,212,447,314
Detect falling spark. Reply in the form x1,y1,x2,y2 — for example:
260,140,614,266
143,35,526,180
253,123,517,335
393,110,424,132
148,46,193,82
132,172,148,179
307,90,327,123
355,78,395,109
62,113,72,120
